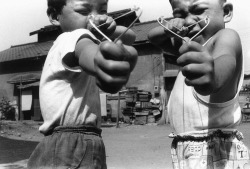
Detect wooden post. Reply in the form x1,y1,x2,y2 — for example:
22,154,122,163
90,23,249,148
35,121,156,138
162,53,166,90
116,92,120,128
18,76,23,121
153,56,155,91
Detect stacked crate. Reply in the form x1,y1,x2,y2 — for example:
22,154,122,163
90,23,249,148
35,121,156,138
121,87,154,124
122,87,138,123
134,91,152,125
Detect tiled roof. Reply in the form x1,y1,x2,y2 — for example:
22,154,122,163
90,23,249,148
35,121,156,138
7,72,41,84
30,25,60,36
132,20,159,43
0,41,53,63
0,20,159,63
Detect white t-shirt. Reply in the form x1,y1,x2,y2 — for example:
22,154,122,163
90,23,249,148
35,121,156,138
39,29,101,134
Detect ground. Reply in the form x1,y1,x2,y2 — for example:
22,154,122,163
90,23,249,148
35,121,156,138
0,120,43,142
1,120,250,169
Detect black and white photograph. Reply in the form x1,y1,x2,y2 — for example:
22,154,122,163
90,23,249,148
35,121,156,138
0,0,250,168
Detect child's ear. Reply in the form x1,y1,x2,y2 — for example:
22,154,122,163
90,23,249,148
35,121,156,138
223,3,233,23
48,12,60,26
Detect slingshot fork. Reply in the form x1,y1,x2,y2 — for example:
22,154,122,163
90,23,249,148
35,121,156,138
157,16,210,45
88,7,143,43
97,6,141,28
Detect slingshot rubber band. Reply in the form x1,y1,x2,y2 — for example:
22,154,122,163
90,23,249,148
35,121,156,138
88,15,112,42
157,16,211,45
97,7,140,28
114,8,142,43
88,7,142,43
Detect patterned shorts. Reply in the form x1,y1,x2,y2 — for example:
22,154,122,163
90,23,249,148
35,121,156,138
170,129,250,169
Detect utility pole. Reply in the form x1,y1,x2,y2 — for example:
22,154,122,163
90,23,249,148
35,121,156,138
18,76,23,121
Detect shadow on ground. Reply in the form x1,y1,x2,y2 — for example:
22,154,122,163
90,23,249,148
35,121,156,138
0,136,38,164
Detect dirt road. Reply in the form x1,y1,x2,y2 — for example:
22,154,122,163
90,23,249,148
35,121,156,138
103,123,250,169
0,121,250,169
103,124,172,169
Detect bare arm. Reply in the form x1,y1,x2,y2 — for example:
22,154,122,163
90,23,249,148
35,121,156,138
178,29,242,102
75,38,99,75
209,29,242,101
148,26,184,65
148,18,188,54
148,26,174,52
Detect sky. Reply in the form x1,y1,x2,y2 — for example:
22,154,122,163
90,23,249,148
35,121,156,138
0,0,250,72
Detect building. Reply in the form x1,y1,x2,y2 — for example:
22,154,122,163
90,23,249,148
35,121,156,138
0,9,179,121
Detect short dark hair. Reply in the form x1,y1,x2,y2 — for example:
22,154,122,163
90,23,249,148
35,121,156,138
47,0,67,16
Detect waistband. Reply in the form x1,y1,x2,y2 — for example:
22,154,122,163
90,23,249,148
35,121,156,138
169,129,244,142
51,125,102,137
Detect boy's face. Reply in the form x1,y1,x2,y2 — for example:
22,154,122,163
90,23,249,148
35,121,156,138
171,0,226,43
57,0,108,32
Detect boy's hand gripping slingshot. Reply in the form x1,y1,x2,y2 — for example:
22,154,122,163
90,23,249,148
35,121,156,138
157,16,210,46
88,7,143,43
157,16,211,133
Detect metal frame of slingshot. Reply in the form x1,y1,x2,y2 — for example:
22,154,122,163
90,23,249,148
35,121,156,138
88,7,143,43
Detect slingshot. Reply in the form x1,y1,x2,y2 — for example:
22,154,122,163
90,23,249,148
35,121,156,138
88,7,143,43
157,16,210,46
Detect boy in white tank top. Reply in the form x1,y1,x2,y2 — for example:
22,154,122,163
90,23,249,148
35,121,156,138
148,0,250,168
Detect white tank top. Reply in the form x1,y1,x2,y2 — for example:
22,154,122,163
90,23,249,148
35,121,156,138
167,37,244,134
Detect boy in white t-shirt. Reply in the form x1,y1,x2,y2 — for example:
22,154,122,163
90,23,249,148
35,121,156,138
27,0,137,168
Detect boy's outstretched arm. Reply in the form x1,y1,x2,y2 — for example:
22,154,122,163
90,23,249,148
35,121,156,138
148,26,174,52
148,18,187,62
148,26,183,65
177,29,242,101
74,38,138,94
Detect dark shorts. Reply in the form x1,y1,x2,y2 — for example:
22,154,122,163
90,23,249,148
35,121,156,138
27,125,107,169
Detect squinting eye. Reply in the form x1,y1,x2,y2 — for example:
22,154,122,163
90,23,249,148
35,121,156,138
79,12,89,16
76,9,90,16
99,10,107,15
193,8,205,15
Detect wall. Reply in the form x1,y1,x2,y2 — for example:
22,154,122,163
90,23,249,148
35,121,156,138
127,43,163,94
0,58,44,100
239,91,250,108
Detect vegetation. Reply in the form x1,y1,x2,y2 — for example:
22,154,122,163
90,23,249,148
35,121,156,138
0,97,16,121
